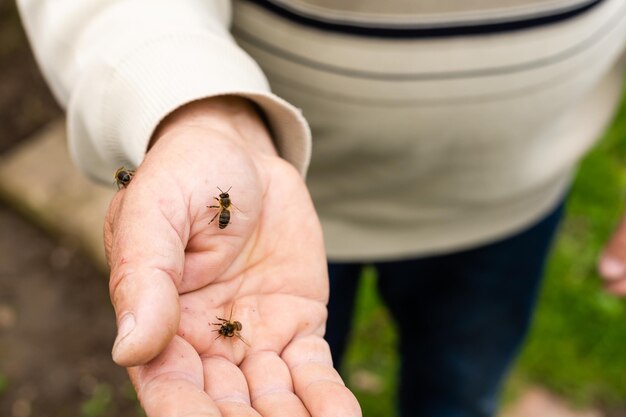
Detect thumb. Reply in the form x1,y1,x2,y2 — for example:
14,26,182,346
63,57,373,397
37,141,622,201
598,215,626,295
106,184,185,367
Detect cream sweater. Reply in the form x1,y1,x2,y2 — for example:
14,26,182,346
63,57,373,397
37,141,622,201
18,0,626,260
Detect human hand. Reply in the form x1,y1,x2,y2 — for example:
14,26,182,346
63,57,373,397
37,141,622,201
598,213,626,295
104,97,361,416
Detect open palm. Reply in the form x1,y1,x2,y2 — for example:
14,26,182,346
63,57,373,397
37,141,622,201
104,120,360,416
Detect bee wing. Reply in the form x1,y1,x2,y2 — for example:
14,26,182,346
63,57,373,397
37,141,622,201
230,203,249,221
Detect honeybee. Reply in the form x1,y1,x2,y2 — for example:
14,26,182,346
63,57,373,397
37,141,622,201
114,167,135,189
212,305,250,346
208,186,234,229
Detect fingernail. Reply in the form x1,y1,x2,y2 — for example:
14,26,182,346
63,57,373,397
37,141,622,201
115,312,135,345
599,256,625,280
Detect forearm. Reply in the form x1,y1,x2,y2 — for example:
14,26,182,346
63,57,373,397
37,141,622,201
17,0,309,183
16,0,233,108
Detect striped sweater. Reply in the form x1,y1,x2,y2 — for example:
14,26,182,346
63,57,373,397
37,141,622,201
18,0,626,259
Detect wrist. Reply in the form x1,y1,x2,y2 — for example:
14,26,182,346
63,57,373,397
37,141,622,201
150,96,278,157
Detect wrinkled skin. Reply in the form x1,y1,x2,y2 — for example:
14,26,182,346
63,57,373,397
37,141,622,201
104,98,361,417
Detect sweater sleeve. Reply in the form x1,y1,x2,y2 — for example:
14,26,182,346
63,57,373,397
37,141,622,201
16,0,311,182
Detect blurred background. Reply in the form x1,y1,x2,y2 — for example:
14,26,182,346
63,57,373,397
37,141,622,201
2,1,626,416
0,1,140,416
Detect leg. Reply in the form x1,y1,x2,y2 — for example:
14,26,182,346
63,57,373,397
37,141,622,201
375,201,565,417
208,201,220,224
208,211,219,224
324,262,364,370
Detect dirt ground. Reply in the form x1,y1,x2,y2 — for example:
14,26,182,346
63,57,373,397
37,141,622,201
0,2,140,416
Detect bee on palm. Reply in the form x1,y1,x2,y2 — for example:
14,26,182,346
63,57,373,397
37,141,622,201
208,186,235,229
212,305,250,346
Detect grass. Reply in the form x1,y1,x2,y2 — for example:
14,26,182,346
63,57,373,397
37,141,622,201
517,89,626,407
79,382,146,417
80,384,113,417
0,373,8,396
342,266,399,416
341,89,626,415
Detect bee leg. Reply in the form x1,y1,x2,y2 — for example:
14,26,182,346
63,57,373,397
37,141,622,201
208,211,219,225
235,332,251,347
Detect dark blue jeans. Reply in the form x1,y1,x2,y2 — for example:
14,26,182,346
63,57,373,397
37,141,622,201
325,202,565,417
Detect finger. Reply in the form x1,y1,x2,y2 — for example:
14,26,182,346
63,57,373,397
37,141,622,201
104,190,124,264
108,178,187,366
111,267,181,366
598,216,626,293
240,350,310,417
598,255,626,295
603,279,626,296
202,356,261,417
130,335,220,417
282,335,361,417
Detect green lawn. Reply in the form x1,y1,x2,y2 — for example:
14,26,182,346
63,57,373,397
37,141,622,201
340,91,626,415
518,91,626,407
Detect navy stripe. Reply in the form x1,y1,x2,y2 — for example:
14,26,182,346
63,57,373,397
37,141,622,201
244,0,605,38
234,1,624,82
